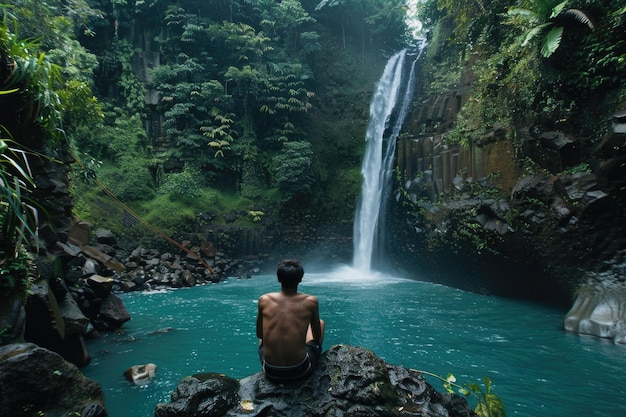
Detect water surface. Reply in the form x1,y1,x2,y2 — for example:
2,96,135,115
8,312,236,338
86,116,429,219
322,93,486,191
83,269,626,416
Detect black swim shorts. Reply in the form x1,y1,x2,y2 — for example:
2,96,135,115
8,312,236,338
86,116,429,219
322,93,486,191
259,341,322,381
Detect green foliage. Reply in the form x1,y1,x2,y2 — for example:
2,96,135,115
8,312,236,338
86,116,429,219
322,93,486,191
0,14,69,300
299,31,321,55
414,0,444,32
2,0,410,247
0,137,38,256
0,18,63,137
47,38,99,85
75,110,146,161
248,210,264,222
202,110,239,158
420,13,463,97
208,21,273,65
1,0,101,52
0,19,65,262
467,377,507,417
435,0,511,46
559,162,591,176
158,164,204,198
462,41,539,134
315,0,410,49
564,3,626,94
257,62,314,116
259,0,315,49
417,370,507,417
273,140,314,202
71,112,155,202
0,248,30,295
58,80,103,134
112,40,145,115
505,0,595,58
98,157,154,202
130,192,199,240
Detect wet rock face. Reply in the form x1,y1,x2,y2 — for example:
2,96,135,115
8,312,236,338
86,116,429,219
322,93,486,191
392,120,626,340
155,345,477,417
0,343,108,417
564,277,626,344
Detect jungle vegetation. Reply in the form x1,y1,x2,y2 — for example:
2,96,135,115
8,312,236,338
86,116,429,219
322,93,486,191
1,0,414,251
0,0,624,287
409,0,625,259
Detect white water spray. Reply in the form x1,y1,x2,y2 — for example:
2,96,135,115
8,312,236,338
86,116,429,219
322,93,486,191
352,46,423,273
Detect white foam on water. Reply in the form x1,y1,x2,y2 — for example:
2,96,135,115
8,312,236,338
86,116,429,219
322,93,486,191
304,265,408,286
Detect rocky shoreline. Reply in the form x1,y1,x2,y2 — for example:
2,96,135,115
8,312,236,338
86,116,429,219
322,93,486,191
0,343,481,417
10,224,271,369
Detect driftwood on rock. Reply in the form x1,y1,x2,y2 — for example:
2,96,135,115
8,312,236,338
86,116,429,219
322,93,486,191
155,344,477,417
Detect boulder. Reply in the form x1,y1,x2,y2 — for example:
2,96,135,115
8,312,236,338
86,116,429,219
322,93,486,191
96,293,131,331
86,274,115,297
155,345,477,417
124,363,158,385
23,278,94,367
0,298,26,345
564,283,626,343
67,220,92,247
0,343,107,417
95,228,118,246
25,279,65,340
58,290,90,336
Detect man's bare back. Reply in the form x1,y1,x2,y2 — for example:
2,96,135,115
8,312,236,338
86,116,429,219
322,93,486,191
256,259,325,380
257,291,322,365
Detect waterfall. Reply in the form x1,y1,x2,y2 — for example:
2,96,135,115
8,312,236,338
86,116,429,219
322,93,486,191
352,46,423,273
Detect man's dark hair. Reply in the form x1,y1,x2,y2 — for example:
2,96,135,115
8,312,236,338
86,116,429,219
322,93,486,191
277,259,304,289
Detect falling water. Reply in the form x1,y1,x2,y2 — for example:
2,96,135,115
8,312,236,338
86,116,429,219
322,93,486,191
352,46,423,273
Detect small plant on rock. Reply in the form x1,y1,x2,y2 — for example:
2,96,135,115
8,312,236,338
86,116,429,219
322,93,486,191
413,369,507,417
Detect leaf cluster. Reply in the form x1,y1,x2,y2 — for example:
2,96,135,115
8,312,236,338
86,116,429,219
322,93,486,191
417,370,507,417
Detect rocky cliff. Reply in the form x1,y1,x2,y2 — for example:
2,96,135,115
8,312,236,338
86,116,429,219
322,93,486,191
155,344,479,417
389,80,626,343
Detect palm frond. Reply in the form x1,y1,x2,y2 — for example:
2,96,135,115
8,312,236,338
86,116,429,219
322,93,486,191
522,23,551,46
549,1,568,19
562,9,595,29
541,26,564,57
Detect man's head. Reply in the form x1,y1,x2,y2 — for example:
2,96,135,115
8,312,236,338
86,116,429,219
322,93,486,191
277,259,304,289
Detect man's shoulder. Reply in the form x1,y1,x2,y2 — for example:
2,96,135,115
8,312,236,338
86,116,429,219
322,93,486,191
300,293,319,303
258,292,280,302
260,291,281,296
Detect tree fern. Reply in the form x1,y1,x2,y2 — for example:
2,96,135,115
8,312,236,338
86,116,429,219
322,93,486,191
507,0,595,57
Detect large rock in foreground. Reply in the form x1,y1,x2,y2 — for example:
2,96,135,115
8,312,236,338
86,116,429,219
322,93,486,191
0,343,108,417
155,344,476,417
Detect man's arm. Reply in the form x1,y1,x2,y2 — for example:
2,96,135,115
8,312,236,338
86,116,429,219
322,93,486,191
309,296,322,343
256,296,264,340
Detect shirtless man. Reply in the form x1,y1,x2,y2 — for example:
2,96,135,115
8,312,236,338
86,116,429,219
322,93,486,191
256,259,325,381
